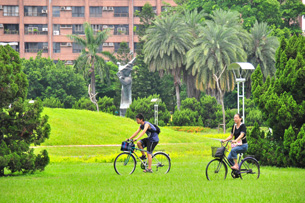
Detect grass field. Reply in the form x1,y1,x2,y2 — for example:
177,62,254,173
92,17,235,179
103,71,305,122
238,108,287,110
1,108,304,202
1,159,305,203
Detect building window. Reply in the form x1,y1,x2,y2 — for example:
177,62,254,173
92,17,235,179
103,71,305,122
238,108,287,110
134,7,142,16
114,42,129,52
73,43,83,53
4,24,19,34
53,6,60,17
25,42,48,53
90,7,102,17
91,24,103,34
73,24,84,35
53,42,61,53
114,7,128,17
114,25,129,35
24,24,48,35
3,6,19,16
24,6,47,17
72,7,84,17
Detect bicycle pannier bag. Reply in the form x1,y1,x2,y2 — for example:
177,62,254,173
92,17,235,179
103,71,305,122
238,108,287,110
215,147,225,158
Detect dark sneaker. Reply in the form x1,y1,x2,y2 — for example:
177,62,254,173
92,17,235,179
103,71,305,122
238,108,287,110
140,155,147,160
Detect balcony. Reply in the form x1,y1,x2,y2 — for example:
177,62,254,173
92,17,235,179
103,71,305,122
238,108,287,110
4,30,19,35
25,30,48,35
24,12,47,17
25,48,48,53
114,13,128,17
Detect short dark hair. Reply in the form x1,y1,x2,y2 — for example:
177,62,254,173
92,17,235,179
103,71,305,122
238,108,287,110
136,113,144,121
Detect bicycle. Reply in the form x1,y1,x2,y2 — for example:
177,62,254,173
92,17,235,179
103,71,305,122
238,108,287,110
114,139,171,175
206,141,260,181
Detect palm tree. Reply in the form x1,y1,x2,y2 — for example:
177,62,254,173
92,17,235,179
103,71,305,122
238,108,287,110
186,19,247,132
68,22,116,111
143,14,194,110
245,21,279,97
180,9,206,100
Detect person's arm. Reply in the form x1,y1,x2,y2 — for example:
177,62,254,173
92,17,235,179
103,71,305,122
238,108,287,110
222,125,234,142
134,123,150,141
128,127,141,140
233,132,245,143
222,134,233,142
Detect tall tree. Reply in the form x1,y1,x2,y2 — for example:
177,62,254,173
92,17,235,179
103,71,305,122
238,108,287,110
68,22,116,111
116,42,133,65
143,14,194,110
0,45,50,176
187,10,248,132
245,21,279,97
180,9,206,100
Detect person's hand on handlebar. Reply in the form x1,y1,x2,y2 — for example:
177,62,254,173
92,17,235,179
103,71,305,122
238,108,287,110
126,138,137,142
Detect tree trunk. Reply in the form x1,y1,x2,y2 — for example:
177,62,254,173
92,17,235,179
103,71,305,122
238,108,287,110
245,79,252,98
175,83,181,111
89,59,99,112
214,69,226,133
173,69,181,111
186,74,201,100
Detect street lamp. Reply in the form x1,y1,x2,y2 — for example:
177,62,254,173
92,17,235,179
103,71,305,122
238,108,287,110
151,98,160,125
228,62,255,124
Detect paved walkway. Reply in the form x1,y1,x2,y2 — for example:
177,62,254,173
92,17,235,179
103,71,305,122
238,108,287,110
30,138,222,148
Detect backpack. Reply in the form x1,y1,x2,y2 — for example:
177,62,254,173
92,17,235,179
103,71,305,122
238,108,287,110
153,124,161,134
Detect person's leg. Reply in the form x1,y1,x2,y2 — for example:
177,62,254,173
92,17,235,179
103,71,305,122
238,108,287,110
231,144,248,170
228,147,238,169
137,140,145,157
145,141,158,172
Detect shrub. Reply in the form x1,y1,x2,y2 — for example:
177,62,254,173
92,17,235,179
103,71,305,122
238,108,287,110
98,96,116,114
126,95,170,126
72,97,96,111
43,97,64,108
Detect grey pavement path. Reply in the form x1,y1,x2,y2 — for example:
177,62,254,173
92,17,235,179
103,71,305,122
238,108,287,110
30,138,221,148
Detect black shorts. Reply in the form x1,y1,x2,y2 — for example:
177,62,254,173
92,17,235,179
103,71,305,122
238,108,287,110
140,138,158,154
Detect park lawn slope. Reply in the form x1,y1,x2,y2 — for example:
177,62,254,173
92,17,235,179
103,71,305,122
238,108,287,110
42,108,215,146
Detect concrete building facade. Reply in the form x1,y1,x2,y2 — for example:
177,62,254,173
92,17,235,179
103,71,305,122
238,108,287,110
0,0,176,63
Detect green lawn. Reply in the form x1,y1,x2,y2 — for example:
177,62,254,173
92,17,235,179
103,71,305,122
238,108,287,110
1,108,302,202
1,158,304,203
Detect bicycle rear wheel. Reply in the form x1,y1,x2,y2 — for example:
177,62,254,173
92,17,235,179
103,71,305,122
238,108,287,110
206,159,228,181
152,152,171,174
114,152,136,175
239,157,260,180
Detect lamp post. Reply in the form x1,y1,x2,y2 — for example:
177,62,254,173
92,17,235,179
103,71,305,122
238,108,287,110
151,98,160,125
228,62,255,124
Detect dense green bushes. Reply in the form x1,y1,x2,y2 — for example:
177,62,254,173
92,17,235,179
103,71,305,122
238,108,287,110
72,96,116,114
126,95,170,126
171,96,222,128
22,55,87,108
0,45,50,176
249,35,305,167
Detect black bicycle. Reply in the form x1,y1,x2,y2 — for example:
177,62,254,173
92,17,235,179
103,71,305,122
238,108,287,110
114,140,171,175
206,141,260,181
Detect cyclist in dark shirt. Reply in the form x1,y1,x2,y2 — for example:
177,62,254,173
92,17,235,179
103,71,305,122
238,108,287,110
222,113,248,170
128,113,159,173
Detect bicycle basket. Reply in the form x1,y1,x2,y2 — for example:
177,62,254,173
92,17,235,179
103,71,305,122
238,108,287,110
121,142,135,152
211,146,226,158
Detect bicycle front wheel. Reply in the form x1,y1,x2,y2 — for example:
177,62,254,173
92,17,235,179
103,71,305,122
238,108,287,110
239,157,260,180
152,152,171,174
114,152,136,175
206,159,228,181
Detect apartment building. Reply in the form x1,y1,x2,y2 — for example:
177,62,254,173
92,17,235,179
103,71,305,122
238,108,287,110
0,0,176,64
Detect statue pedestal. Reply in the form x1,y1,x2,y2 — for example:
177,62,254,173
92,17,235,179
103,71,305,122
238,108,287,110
120,108,127,117
120,103,130,117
